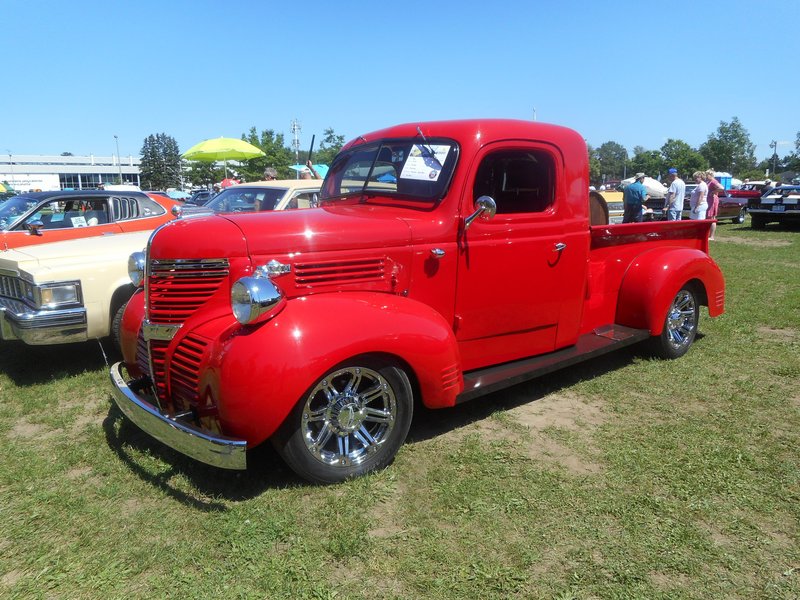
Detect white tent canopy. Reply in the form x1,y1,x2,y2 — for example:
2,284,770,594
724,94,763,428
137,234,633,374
620,176,667,199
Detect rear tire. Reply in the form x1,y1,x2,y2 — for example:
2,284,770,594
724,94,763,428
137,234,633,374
272,358,413,484
649,286,699,359
751,215,767,230
733,208,746,224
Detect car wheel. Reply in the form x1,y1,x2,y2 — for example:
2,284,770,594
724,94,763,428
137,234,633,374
649,286,699,359
751,215,767,230
272,359,413,484
733,208,746,224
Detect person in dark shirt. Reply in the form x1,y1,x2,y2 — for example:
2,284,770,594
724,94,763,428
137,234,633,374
622,172,649,223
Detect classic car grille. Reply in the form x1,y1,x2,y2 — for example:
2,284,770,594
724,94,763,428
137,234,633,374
293,257,386,288
147,258,229,324
170,334,208,410
0,275,27,302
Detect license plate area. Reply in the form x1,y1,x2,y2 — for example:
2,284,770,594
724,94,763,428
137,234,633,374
772,205,785,212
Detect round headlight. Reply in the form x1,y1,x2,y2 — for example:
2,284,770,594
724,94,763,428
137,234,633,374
231,276,284,325
128,251,146,288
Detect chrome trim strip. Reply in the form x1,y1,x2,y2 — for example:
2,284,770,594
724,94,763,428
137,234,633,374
109,362,247,470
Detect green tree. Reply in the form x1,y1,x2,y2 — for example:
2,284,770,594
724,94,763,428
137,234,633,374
587,144,601,186
660,139,708,178
238,127,294,181
699,117,756,175
185,161,223,187
596,141,628,182
140,133,182,190
629,146,665,180
314,127,346,166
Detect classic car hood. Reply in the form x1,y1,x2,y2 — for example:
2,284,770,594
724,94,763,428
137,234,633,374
222,206,412,256
0,231,151,279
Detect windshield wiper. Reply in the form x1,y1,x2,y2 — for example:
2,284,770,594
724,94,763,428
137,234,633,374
416,126,443,169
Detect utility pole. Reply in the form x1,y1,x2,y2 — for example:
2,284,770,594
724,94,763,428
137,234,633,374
769,140,778,178
291,119,302,178
114,135,123,184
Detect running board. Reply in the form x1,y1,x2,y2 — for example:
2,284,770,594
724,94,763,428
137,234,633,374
457,325,650,403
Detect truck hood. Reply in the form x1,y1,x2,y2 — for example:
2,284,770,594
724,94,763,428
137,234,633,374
164,207,412,259
0,231,151,280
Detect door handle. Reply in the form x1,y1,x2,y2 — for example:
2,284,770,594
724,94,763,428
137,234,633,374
430,248,445,258
554,242,567,252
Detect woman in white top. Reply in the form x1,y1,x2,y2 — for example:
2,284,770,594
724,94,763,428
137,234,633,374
689,171,708,220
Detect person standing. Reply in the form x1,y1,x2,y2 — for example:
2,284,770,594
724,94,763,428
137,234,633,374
622,172,649,223
704,169,723,240
689,171,708,220
663,168,686,221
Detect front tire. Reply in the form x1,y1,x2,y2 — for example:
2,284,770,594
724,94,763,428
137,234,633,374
649,286,699,359
272,359,413,484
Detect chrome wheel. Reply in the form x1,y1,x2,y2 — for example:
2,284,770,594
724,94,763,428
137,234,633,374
273,359,413,483
302,366,396,466
665,290,697,352
649,286,700,359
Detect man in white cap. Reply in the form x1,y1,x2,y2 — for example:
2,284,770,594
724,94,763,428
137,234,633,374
664,168,686,221
622,172,649,223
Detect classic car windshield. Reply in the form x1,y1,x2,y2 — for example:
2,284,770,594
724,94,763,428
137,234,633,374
0,196,38,230
320,138,458,202
205,187,287,213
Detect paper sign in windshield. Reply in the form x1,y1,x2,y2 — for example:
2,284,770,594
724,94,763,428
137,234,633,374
400,145,449,182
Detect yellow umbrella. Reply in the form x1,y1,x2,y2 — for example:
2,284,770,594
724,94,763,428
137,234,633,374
183,137,266,177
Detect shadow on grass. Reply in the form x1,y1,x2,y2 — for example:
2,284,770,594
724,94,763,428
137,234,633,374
0,339,118,386
407,344,646,445
103,401,299,508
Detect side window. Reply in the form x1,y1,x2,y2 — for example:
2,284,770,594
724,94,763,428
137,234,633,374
473,149,555,214
291,192,317,209
136,195,166,217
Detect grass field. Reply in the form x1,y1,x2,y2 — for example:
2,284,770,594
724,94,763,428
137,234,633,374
1,219,798,599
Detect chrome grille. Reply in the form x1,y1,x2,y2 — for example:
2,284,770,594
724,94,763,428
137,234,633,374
147,258,229,324
0,275,27,302
293,257,386,288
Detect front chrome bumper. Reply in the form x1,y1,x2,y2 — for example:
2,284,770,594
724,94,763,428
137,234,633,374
0,296,87,344
109,361,248,470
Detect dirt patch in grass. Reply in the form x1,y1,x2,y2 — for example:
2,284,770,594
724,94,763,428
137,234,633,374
441,391,606,475
7,420,57,440
65,466,92,479
757,326,798,342
1,570,24,588
718,237,792,248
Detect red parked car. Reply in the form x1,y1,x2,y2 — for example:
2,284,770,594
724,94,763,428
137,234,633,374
0,190,181,250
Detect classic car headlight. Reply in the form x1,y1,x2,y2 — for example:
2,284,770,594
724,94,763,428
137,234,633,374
231,275,285,325
128,251,146,288
37,282,81,308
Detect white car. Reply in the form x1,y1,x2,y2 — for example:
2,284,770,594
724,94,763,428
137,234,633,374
177,179,323,216
0,230,150,345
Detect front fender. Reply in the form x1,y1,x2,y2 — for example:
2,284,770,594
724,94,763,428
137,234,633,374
214,292,462,447
615,247,725,335
120,289,145,367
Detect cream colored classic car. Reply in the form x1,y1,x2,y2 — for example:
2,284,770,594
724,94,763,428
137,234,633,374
0,230,150,345
177,179,323,216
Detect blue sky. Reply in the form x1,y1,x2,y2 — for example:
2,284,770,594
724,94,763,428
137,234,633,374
2,0,797,162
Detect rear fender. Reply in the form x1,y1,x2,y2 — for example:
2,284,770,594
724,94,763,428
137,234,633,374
214,292,462,447
615,247,725,335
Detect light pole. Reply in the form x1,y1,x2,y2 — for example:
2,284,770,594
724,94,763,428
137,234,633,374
6,149,14,189
769,140,778,177
114,135,123,184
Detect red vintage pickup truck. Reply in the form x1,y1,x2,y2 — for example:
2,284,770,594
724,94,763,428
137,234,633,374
110,119,725,484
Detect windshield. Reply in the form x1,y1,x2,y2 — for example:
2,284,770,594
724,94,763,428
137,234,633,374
0,196,38,230
320,138,458,202
205,187,287,213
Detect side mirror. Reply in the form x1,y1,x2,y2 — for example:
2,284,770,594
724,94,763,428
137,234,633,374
26,220,44,236
464,195,497,229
